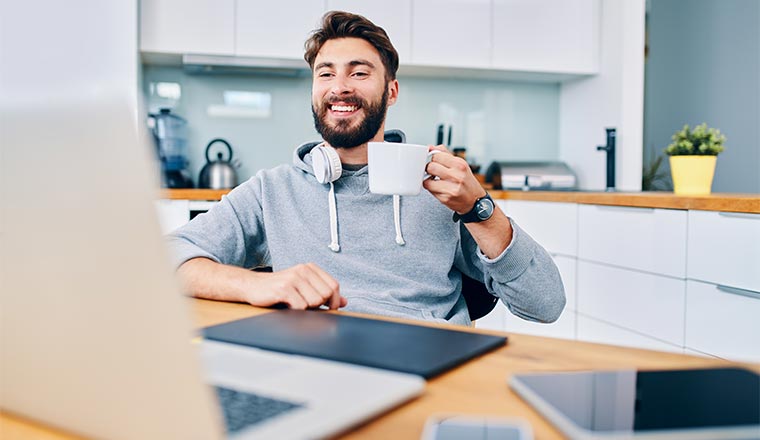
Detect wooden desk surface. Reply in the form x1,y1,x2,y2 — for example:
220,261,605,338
3,298,758,439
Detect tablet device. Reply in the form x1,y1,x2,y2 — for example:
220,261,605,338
510,367,760,439
204,309,507,379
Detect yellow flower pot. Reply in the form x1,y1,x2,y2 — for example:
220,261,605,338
669,155,717,195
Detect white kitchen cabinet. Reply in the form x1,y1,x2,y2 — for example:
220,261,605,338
578,205,687,278
503,306,575,340
154,199,190,234
236,0,326,60
154,200,217,234
492,0,599,74
411,0,491,69
577,315,682,354
499,200,577,257
685,280,760,363
577,260,685,346
687,210,760,293
140,0,235,55
327,0,412,65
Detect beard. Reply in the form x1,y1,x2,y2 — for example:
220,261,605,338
312,88,388,149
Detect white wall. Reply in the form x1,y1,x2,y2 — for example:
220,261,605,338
644,0,760,193
558,0,646,191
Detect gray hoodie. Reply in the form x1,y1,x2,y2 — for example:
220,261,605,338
167,142,565,326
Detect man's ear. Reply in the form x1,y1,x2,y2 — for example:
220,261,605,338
387,79,399,106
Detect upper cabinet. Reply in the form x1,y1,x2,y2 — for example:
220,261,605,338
236,1,325,60
140,0,235,56
139,0,600,78
492,0,599,74
327,0,413,65
411,0,492,69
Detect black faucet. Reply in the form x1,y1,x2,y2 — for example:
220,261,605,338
597,128,616,191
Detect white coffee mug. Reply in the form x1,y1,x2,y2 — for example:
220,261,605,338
368,142,439,195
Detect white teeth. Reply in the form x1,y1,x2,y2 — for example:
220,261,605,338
331,105,357,112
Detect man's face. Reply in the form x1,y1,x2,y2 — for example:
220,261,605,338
311,37,398,149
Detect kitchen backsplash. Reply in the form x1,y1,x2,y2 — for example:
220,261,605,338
142,65,560,183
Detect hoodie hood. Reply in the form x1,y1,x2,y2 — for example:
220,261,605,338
293,141,321,175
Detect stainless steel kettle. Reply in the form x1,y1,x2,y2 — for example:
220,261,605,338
198,138,238,189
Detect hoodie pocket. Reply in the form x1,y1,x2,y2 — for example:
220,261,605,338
344,295,435,321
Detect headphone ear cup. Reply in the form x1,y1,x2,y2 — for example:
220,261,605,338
312,145,342,184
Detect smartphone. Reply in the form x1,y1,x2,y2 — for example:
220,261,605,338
421,415,533,440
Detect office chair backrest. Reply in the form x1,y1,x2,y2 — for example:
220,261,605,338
461,275,499,321
384,129,406,143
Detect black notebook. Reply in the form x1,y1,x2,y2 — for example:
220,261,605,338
203,309,507,379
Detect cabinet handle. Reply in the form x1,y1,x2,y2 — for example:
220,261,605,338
595,205,655,213
718,212,759,220
716,284,760,300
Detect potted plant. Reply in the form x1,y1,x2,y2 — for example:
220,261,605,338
664,123,725,195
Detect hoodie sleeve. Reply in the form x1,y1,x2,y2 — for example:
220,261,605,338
165,177,270,270
457,218,566,323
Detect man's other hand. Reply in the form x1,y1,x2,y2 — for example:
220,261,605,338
177,258,347,310
249,263,346,310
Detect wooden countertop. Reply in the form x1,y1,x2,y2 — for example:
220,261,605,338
162,188,760,214
491,190,760,214
5,298,757,440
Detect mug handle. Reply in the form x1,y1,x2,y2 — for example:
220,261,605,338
423,150,442,180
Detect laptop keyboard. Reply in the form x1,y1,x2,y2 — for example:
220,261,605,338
215,386,304,434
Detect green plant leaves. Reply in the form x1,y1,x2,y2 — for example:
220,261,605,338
664,123,726,156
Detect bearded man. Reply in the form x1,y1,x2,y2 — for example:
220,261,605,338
168,11,565,326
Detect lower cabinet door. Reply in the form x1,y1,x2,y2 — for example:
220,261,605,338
577,315,682,354
577,261,685,346
503,308,576,340
475,302,576,340
685,280,760,363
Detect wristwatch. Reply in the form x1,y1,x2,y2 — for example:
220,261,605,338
453,193,495,223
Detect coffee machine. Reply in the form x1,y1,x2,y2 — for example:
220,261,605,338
149,108,194,188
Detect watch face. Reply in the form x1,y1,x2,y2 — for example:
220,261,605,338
475,198,494,220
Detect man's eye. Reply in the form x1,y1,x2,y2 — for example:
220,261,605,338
318,72,333,78
353,72,368,77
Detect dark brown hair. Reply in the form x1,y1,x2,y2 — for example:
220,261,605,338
304,11,399,81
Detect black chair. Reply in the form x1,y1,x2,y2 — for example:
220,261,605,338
461,274,498,321
384,129,406,143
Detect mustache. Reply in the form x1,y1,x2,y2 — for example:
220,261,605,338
324,95,364,107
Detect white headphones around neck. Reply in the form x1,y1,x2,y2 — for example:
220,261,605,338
311,144,342,184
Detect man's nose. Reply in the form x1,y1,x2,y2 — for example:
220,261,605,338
330,75,353,95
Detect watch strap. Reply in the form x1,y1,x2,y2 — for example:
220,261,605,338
453,193,494,223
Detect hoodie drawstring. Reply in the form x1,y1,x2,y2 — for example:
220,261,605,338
325,183,405,251
327,181,340,252
393,195,405,246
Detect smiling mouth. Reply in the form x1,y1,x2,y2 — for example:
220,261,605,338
330,104,359,113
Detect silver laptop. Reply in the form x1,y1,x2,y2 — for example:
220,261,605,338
0,98,423,439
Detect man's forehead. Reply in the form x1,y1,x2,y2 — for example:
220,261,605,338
314,37,383,67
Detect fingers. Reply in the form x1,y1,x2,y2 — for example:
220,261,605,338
424,148,485,213
304,263,343,310
257,263,344,311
